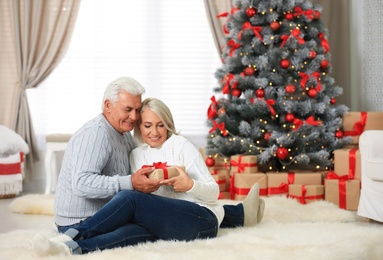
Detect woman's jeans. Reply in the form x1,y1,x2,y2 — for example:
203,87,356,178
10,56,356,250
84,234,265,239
58,190,244,253
57,190,244,254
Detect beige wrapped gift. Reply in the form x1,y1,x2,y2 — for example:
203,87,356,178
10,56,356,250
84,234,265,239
324,177,361,211
333,148,361,180
343,112,383,144
143,163,185,180
288,184,324,204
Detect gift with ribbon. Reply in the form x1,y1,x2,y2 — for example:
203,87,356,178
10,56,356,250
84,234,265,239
230,173,267,200
142,162,185,180
343,111,383,144
210,169,230,191
266,172,323,196
324,171,361,210
333,148,361,180
230,155,258,174
288,184,324,204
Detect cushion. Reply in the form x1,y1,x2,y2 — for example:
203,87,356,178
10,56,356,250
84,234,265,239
0,125,29,157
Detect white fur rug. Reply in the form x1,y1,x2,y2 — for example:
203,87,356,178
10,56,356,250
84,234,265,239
2,194,383,260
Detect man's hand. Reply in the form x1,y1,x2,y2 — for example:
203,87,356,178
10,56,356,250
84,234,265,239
159,167,194,192
132,167,161,193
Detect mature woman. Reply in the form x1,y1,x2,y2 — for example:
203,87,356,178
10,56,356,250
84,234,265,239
33,98,264,256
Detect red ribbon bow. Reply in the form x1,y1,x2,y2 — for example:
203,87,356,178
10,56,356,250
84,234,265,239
344,112,367,137
280,28,305,48
209,120,228,136
142,162,169,179
265,99,276,115
293,116,322,131
293,7,315,20
318,33,330,54
221,73,237,94
227,39,242,57
299,71,322,92
207,96,218,120
238,22,263,41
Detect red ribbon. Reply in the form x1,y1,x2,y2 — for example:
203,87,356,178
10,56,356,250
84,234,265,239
318,33,330,54
238,22,263,41
209,120,228,136
227,39,241,57
288,184,324,204
230,155,258,173
348,148,358,179
216,12,229,18
299,71,322,92
207,96,218,120
280,28,305,48
142,162,169,179
326,171,349,209
292,116,322,131
222,73,236,94
344,112,367,137
265,99,276,115
293,7,315,20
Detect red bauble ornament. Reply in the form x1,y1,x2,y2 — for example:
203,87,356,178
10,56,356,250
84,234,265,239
205,157,215,167
246,7,256,17
314,10,321,19
264,132,271,141
285,113,295,122
232,89,242,97
309,50,316,59
307,88,318,98
320,59,329,69
270,21,280,31
335,130,344,138
285,13,293,20
244,67,255,76
280,59,290,69
255,88,265,98
285,84,296,94
330,98,336,105
276,147,289,160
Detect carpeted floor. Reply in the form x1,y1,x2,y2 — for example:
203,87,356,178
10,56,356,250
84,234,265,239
1,194,383,260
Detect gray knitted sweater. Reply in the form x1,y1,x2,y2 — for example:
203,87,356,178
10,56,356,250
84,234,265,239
54,114,136,226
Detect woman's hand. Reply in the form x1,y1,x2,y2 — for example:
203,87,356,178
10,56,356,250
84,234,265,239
159,167,194,192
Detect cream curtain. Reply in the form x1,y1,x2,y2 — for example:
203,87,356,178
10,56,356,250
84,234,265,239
203,0,233,57
0,0,81,176
203,0,352,108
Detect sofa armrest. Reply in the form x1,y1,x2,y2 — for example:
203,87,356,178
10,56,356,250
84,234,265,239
365,159,383,181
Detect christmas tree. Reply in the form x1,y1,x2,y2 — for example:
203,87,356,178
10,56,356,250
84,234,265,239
205,0,352,171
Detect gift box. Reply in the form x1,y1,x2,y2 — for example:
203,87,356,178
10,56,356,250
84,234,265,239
333,148,361,180
144,163,185,180
210,169,230,191
231,173,267,200
267,172,323,196
218,191,231,200
230,155,258,174
211,172,227,192
325,173,361,210
288,184,324,204
343,111,383,144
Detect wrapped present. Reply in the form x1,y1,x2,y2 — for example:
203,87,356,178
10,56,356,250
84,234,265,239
0,152,24,198
211,169,230,191
325,172,361,210
211,172,227,192
199,148,231,170
230,155,258,174
343,111,383,144
267,172,323,196
231,173,267,200
143,162,185,180
288,184,324,204
218,191,231,200
333,148,361,180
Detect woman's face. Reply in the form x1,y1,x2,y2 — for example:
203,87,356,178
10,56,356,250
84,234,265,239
139,109,168,148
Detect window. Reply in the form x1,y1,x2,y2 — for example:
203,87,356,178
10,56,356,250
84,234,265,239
27,0,221,148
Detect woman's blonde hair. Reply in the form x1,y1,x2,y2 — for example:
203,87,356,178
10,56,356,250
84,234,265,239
134,98,178,143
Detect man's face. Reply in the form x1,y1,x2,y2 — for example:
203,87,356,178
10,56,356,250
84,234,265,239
104,91,142,134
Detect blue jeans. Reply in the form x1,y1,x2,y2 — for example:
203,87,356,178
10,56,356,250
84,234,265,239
57,190,243,254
